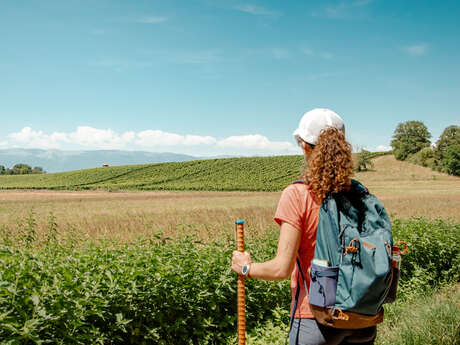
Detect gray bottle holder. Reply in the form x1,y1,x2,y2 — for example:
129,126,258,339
309,263,339,307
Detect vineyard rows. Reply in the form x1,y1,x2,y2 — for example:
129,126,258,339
0,156,305,191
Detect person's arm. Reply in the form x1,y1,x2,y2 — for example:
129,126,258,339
231,221,301,281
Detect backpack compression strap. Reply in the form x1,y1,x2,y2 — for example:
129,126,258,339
288,258,310,339
287,178,312,342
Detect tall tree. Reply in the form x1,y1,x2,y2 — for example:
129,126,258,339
435,125,460,159
12,163,32,175
443,145,460,176
32,166,45,174
391,121,431,160
434,125,460,174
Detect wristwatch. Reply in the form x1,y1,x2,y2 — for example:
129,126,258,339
241,264,251,277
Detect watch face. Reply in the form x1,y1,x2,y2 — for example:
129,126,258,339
242,265,249,275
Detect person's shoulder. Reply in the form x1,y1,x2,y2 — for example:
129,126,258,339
281,180,310,197
283,180,322,208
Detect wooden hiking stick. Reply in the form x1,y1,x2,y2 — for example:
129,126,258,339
235,220,246,345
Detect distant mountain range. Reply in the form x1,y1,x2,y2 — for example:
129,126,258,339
0,149,219,173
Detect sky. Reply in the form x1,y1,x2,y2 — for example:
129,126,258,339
1,0,459,156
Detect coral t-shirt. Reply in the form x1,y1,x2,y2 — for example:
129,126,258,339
274,183,321,318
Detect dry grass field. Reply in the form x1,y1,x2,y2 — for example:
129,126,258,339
1,155,458,242
0,190,280,242
356,155,460,220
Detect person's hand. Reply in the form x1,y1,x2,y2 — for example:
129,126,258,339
231,250,252,275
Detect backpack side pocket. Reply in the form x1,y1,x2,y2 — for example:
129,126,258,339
309,263,339,307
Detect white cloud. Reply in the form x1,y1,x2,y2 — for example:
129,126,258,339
136,130,216,147
8,127,67,149
69,126,134,149
402,43,429,56
376,145,392,152
218,134,297,153
135,16,168,24
184,135,217,146
233,4,279,16
5,126,296,156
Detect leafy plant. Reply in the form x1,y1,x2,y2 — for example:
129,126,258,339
407,147,436,168
23,208,37,248
0,217,457,344
45,211,59,247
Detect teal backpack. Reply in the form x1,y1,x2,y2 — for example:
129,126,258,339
291,179,394,329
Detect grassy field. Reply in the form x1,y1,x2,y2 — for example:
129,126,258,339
0,155,459,344
1,155,458,242
2,216,458,344
357,155,460,220
245,284,460,345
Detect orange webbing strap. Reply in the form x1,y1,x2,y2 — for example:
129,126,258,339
395,240,409,254
235,220,246,345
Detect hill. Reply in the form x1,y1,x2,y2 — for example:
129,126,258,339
0,155,304,191
0,154,458,193
0,148,200,173
356,155,460,196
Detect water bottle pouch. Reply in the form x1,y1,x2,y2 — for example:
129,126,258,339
309,263,339,307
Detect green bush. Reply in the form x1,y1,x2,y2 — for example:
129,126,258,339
392,218,460,296
0,218,458,344
355,149,375,172
406,147,436,169
0,231,289,345
443,144,460,176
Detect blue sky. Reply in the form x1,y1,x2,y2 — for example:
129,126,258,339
1,0,459,156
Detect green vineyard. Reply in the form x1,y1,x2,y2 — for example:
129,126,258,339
0,156,305,191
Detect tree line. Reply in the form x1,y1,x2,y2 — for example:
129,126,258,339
0,164,46,175
391,121,460,176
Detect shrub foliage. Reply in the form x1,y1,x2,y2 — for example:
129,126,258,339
0,216,458,344
390,122,460,176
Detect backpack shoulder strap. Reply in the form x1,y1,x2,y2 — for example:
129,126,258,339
292,178,310,185
350,179,369,195
292,179,307,184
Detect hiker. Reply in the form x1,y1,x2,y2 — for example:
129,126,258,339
231,108,377,345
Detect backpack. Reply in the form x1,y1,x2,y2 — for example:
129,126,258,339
291,179,394,329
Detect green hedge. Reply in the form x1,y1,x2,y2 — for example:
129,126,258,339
0,231,290,345
0,218,458,344
392,218,460,296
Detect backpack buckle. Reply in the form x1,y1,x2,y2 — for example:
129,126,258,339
330,307,349,321
345,238,360,255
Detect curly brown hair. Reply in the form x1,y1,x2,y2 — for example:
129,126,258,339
301,127,354,201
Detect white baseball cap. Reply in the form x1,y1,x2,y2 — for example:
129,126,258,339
293,108,345,145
